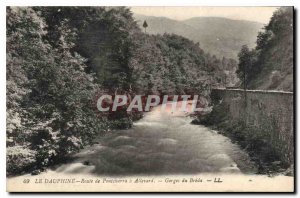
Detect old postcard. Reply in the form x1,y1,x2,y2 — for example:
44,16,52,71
6,6,294,192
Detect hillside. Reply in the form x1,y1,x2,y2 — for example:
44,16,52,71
130,33,239,95
134,14,264,59
7,6,236,175
236,7,293,91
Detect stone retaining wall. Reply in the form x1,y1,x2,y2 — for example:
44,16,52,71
211,88,294,164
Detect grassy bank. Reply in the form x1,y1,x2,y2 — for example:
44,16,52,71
191,103,293,176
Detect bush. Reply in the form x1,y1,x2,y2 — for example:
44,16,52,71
7,146,37,176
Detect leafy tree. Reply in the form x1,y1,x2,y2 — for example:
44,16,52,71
37,7,139,92
237,45,256,89
143,20,148,33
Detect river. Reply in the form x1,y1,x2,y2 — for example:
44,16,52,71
36,101,257,176
9,102,297,192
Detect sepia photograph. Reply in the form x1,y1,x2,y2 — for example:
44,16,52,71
5,3,295,193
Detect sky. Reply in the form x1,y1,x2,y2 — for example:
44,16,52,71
131,7,279,24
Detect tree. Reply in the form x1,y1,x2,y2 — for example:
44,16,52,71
143,20,148,33
237,45,256,89
37,7,139,92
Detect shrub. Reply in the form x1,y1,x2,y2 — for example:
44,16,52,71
7,146,37,176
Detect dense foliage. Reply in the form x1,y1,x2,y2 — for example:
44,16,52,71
7,6,237,175
130,33,238,95
237,7,293,91
7,7,107,175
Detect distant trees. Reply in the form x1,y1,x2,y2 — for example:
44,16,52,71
130,33,238,95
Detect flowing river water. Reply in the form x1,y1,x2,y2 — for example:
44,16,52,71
10,102,258,179
39,101,257,176
8,102,295,192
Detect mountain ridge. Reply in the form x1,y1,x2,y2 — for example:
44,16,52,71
133,13,264,59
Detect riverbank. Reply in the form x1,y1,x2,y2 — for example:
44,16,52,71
191,99,294,176
9,102,260,178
